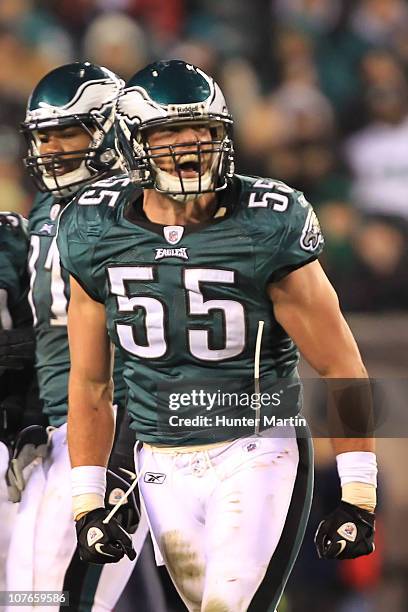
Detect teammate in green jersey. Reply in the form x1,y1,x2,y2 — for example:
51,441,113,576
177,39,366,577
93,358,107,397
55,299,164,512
0,212,43,596
6,63,166,612
0,211,40,438
58,61,377,612
0,212,34,366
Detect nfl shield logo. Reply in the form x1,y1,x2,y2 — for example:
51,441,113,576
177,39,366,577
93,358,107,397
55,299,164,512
337,522,357,542
163,225,184,245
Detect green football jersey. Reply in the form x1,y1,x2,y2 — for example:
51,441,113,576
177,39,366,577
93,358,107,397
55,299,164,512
28,192,126,426
0,212,31,328
57,174,324,444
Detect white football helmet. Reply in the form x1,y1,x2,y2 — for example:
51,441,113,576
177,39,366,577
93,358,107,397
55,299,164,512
116,60,234,202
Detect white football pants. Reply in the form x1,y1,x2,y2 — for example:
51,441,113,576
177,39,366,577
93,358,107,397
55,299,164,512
0,442,18,612
6,423,148,612
137,430,311,612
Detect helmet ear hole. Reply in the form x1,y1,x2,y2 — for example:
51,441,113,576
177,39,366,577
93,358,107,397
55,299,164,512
209,124,225,140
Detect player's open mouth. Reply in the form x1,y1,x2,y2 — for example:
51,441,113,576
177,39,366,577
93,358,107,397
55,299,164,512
46,166,65,176
176,154,202,178
42,157,65,176
43,157,78,177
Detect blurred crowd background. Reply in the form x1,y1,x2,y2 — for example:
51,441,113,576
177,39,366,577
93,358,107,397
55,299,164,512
2,0,408,312
1,1,408,611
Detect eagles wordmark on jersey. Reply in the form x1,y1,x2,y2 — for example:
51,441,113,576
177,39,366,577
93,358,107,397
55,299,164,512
58,172,324,445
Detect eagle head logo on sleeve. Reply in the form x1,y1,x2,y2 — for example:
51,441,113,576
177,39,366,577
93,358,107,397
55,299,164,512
300,209,324,252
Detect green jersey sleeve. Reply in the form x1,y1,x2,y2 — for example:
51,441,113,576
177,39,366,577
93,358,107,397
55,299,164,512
235,176,324,285
57,174,135,303
57,202,105,303
269,191,324,282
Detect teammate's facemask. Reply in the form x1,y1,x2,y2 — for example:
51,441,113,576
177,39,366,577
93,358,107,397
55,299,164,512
21,62,124,197
116,60,235,202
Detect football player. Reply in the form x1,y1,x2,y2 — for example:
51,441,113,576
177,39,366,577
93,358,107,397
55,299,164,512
0,212,40,594
0,212,35,373
6,63,165,612
57,60,377,611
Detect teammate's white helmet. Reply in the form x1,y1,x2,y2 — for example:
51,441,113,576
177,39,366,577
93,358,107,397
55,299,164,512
21,62,124,197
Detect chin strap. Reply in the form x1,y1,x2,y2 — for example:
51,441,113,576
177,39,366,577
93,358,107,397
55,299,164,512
152,161,214,202
155,166,214,201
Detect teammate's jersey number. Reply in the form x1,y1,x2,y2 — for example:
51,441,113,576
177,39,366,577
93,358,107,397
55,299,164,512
107,266,246,361
28,235,68,326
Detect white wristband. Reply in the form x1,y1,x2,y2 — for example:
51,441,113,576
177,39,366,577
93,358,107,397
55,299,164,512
71,465,107,497
336,451,377,488
72,466,106,521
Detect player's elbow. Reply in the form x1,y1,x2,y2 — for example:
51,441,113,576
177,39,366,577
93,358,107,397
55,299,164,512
69,373,114,408
317,355,367,379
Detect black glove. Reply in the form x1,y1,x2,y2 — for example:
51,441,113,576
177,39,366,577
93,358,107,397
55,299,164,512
315,500,375,560
6,425,49,502
105,456,140,534
0,327,35,371
76,507,136,564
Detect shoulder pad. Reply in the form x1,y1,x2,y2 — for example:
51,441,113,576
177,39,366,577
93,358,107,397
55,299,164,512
236,174,308,216
28,192,56,231
233,175,324,259
75,174,132,209
58,174,138,242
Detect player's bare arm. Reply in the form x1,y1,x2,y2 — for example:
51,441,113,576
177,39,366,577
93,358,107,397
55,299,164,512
67,276,115,468
269,260,377,559
267,260,361,377
268,259,373,453
67,276,138,562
